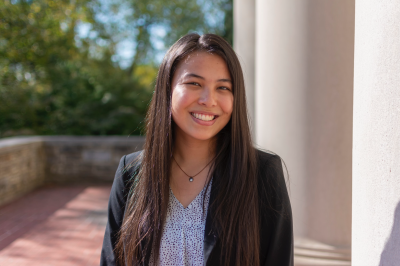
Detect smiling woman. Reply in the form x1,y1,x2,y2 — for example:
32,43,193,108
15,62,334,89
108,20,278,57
171,52,233,142
100,34,293,266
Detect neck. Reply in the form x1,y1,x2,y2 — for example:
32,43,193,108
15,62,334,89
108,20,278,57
169,127,216,205
173,133,216,165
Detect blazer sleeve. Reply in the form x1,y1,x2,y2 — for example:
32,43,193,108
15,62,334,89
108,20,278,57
260,154,294,266
100,155,128,266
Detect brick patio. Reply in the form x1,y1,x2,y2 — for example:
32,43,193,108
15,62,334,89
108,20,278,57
0,185,111,266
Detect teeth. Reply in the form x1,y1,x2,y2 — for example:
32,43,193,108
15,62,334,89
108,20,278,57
192,113,215,121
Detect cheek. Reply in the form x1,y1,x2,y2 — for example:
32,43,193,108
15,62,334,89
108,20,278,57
171,86,195,116
219,95,234,117
171,87,186,110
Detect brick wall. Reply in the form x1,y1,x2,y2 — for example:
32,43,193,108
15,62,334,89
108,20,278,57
0,136,144,206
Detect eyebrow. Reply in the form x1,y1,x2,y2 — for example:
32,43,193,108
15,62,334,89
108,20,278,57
183,73,232,83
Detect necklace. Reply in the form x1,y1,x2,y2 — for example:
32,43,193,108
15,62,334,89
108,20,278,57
172,155,215,182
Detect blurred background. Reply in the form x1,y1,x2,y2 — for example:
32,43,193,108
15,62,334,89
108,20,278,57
2,1,400,266
0,0,232,138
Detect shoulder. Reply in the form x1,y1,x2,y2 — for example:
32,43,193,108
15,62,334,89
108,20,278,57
121,150,143,177
124,150,144,170
112,150,144,197
255,148,284,175
124,150,144,166
255,148,290,213
123,150,143,180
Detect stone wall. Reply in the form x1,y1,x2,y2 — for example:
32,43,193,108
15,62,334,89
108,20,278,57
0,137,46,206
0,136,144,206
43,136,144,184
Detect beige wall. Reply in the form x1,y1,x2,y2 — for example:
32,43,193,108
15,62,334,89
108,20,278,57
254,0,354,264
352,1,400,265
233,0,255,133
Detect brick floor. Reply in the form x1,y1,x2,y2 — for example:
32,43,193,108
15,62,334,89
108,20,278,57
0,185,111,266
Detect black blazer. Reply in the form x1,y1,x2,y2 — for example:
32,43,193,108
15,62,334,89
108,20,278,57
100,149,293,266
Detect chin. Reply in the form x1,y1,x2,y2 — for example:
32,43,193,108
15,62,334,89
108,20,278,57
188,131,218,141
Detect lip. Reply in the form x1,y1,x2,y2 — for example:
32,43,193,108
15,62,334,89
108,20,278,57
190,112,218,126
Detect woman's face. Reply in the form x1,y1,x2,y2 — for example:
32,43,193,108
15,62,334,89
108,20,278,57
171,52,233,142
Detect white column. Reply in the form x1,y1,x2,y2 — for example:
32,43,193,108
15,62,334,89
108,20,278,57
352,1,400,266
255,1,354,264
233,0,255,133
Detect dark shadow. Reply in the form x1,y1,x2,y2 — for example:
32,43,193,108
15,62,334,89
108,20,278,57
379,200,400,266
0,185,86,251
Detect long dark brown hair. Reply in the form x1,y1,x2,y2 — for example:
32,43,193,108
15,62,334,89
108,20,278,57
116,33,259,266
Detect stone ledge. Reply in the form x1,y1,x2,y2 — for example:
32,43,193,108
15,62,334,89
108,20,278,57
0,136,145,207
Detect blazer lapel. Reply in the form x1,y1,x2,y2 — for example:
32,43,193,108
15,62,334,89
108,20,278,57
203,176,218,264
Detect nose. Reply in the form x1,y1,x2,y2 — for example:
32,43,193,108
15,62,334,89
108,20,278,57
198,87,217,107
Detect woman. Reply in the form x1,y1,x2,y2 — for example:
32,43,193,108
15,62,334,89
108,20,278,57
100,33,293,266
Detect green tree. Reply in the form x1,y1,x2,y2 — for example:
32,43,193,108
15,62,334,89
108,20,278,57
125,0,233,70
0,0,233,137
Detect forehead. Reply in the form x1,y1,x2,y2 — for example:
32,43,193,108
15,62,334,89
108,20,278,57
173,51,231,80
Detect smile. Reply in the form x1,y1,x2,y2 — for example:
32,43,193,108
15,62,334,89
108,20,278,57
190,112,217,121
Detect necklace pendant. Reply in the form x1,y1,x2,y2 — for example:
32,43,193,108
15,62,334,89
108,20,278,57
189,177,193,182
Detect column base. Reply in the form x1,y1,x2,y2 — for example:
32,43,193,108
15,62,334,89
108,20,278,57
294,238,351,266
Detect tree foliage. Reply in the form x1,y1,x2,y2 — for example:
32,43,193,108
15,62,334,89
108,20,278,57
0,0,233,137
